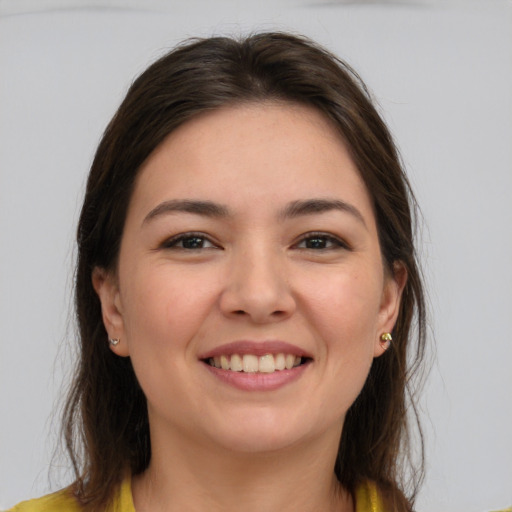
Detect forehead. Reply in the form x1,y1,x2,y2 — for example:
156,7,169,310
129,102,375,226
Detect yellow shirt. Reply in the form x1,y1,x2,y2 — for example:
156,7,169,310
8,478,386,512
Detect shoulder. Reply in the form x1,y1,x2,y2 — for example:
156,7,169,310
6,488,81,512
6,476,135,512
354,483,512,512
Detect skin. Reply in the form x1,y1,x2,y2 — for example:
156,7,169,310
93,102,406,512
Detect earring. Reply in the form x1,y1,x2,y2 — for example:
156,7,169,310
109,338,120,346
380,332,392,349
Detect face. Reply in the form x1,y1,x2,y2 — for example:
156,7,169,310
94,102,405,455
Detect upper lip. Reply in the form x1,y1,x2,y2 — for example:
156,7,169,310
198,340,313,360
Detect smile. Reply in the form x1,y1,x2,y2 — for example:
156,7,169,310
199,341,312,390
207,353,304,373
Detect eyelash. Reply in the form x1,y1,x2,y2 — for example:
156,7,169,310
160,231,349,251
160,232,219,250
294,232,350,251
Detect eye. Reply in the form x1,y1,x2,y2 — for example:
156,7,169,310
161,232,218,250
294,232,349,250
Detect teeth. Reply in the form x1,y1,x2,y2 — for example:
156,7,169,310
220,355,229,370
230,354,243,372
243,354,259,373
275,353,286,371
259,354,275,373
207,353,305,373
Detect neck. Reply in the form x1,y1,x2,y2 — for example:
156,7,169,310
132,425,353,512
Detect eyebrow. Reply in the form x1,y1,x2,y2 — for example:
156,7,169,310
143,197,366,228
143,199,230,224
280,198,367,228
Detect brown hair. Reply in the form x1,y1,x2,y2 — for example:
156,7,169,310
64,32,427,511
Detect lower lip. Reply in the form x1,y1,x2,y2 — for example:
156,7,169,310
203,362,310,391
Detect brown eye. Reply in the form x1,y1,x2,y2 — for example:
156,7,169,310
296,233,347,250
162,233,217,250
181,236,209,249
303,237,330,249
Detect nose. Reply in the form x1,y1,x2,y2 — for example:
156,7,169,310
219,244,296,324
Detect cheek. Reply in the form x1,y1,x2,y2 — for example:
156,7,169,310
120,264,219,356
298,267,382,390
303,268,382,338
117,265,221,421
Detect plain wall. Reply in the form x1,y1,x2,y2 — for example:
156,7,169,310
1,0,511,510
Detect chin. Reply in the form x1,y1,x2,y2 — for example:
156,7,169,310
205,412,314,455
218,430,303,455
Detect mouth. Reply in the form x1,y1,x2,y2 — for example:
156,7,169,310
203,353,312,374
199,341,312,391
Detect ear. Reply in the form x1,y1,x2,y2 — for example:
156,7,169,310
92,267,130,357
373,261,408,358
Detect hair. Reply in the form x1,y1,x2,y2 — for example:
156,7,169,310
64,32,427,511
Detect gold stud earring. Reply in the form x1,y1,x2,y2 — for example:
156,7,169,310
109,338,120,346
380,333,392,349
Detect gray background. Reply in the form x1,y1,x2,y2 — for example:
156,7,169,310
1,0,511,510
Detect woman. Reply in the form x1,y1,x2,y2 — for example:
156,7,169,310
10,32,427,511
